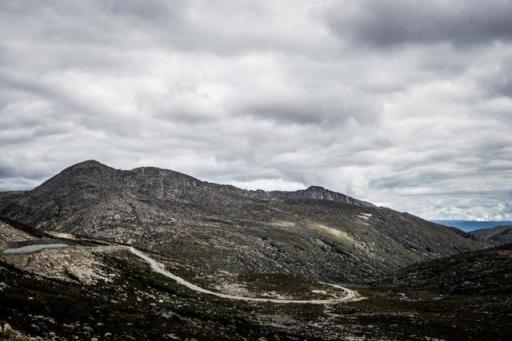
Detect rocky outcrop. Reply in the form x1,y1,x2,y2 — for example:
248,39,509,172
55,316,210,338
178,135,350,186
269,185,374,207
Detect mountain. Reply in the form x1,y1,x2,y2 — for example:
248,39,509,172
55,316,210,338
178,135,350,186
471,225,512,245
0,160,486,282
433,219,512,232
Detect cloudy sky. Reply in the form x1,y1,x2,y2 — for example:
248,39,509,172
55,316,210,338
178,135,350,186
1,0,512,220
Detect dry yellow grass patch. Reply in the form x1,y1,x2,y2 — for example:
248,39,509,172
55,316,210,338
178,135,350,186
309,223,355,244
270,221,296,228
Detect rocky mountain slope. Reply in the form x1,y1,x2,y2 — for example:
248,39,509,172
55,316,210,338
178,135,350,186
363,244,512,340
382,243,512,296
471,225,512,246
0,160,486,282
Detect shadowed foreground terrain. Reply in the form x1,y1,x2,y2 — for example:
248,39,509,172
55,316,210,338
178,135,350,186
1,219,511,340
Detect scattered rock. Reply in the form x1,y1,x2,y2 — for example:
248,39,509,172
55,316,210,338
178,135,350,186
3,323,13,336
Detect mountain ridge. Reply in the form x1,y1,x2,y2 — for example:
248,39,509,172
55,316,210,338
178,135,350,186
0,160,487,282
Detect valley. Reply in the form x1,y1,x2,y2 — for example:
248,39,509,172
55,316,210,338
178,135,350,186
0,161,510,340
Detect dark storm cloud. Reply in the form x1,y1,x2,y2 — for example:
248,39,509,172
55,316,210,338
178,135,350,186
474,56,512,99
237,93,378,127
326,0,512,47
0,0,511,219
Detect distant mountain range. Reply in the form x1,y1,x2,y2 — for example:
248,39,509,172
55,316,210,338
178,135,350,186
433,220,512,232
0,160,486,282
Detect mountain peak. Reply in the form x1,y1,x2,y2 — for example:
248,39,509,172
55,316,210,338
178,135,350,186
305,185,327,191
66,160,110,170
268,185,374,207
298,185,349,201
30,160,115,195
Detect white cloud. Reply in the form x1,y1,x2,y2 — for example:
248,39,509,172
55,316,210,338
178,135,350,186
230,179,306,192
0,0,511,220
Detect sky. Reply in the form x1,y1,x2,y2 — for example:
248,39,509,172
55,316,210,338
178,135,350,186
1,0,511,220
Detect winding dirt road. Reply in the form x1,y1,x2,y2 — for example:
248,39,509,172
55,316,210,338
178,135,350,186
127,246,364,305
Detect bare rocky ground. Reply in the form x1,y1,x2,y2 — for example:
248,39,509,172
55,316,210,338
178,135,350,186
0,221,35,249
1,221,511,341
1,246,118,286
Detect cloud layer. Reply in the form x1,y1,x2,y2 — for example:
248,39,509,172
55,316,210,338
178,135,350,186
327,0,512,47
1,0,511,220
